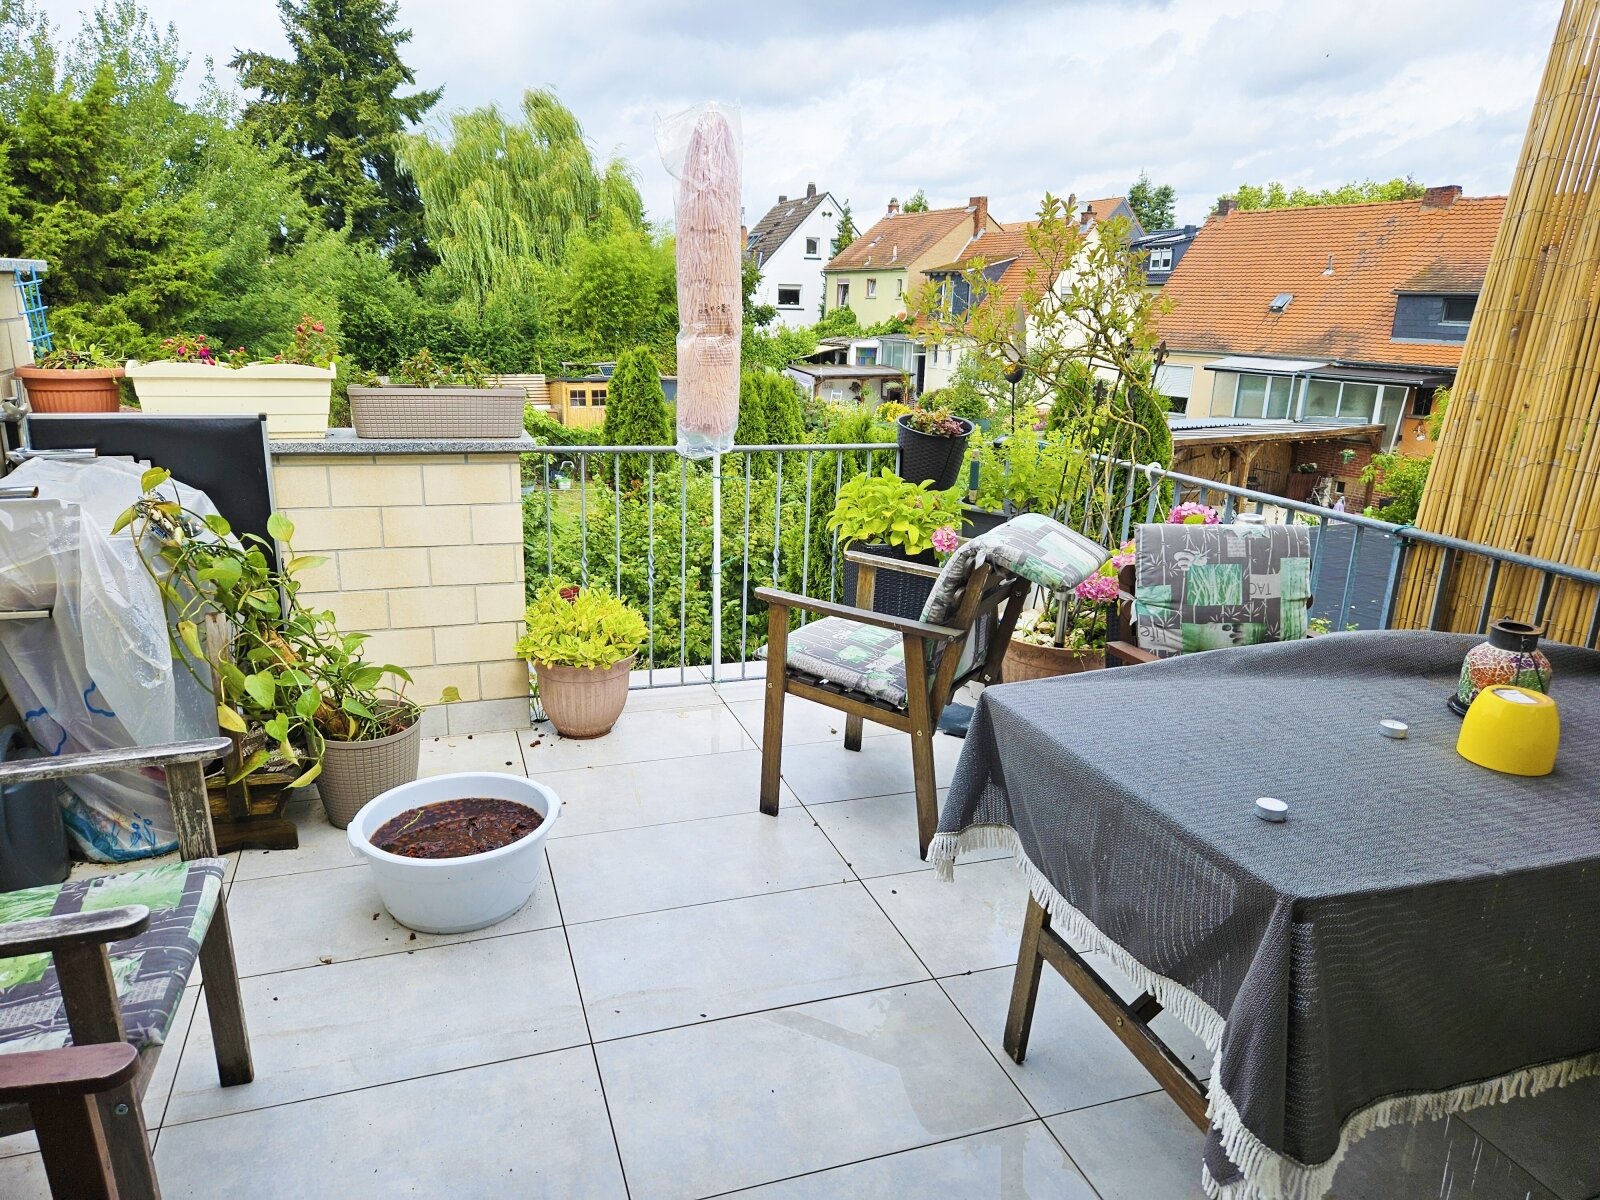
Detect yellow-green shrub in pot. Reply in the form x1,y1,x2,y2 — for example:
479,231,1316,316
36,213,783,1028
517,583,648,739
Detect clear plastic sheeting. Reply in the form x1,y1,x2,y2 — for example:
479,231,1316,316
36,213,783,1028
0,457,218,860
658,102,742,458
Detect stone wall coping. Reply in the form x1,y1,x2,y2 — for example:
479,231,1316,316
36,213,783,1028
269,428,537,456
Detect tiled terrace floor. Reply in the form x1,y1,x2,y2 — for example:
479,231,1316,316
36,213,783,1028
2,677,1596,1198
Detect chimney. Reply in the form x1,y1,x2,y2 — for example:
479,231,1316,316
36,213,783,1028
806,182,817,199
1420,184,1462,210
1215,198,1238,217
969,195,988,235
777,194,787,204
887,197,900,215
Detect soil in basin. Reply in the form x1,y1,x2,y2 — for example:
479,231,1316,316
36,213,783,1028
373,798,544,859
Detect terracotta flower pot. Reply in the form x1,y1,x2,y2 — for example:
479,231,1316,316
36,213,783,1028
532,656,634,739
1001,638,1105,683
14,366,124,413
318,714,423,829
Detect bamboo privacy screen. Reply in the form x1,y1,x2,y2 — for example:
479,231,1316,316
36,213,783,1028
1398,0,1600,641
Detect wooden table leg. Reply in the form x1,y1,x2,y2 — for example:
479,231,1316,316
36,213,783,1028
1004,895,1049,1063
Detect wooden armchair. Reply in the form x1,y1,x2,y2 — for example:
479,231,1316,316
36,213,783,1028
0,737,252,1199
756,548,1030,860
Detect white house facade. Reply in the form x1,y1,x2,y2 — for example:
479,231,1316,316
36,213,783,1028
745,184,847,329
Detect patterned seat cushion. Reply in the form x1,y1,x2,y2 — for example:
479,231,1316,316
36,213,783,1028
769,617,908,708
1133,522,1313,657
0,857,225,1054
921,513,1109,626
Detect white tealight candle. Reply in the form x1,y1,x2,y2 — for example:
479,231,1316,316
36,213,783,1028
1255,797,1288,823
1378,719,1409,739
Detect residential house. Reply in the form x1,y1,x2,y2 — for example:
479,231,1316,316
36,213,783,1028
783,363,908,409
1154,185,1504,506
822,196,1003,328
915,193,1143,392
1132,224,1200,288
744,184,849,328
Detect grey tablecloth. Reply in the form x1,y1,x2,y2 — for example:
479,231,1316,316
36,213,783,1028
934,631,1600,1200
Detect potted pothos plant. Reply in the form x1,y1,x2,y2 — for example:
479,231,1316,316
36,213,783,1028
118,467,456,831
1003,542,1131,682
895,403,974,491
828,469,963,620
15,342,125,413
124,319,339,440
516,582,647,739
348,348,526,439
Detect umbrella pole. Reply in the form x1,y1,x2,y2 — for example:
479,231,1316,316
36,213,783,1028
711,450,723,682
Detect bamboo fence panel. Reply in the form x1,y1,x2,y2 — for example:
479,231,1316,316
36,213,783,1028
1398,0,1600,642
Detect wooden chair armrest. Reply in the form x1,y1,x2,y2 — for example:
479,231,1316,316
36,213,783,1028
841,548,945,580
755,588,963,643
1104,640,1158,666
0,1042,140,1103
0,906,150,959
0,738,232,788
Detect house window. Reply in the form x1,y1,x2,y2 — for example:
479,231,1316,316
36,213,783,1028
1148,246,1173,272
570,389,587,407
592,387,607,407
1442,296,1477,324
1231,373,1293,419
777,286,801,307
865,278,877,298
895,278,903,297
856,347,878,366
836,282,850,308
804,238,819,257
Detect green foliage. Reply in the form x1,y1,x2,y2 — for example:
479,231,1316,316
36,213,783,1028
742,253,776,332
34,340,118,369
548,227,677,364
1127,172,1175,231
971,433,1077,514
232,0,439,272
830,200,855,258
385,347,487,387
736,370,805,464
815,306,862,337
828,470,962,555
402,90,645,305
1360,452,1431,524
902,189,929,213
517,581,648,669
901,405,968,437
1218,177,1425,213
743,323,818,371
603,348,673,486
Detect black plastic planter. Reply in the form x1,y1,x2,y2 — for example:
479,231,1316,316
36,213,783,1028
961,504,1009,539
896,415,974,491
840,543,938,621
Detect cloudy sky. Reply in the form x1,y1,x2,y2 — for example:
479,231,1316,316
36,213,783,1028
42,0,1562,229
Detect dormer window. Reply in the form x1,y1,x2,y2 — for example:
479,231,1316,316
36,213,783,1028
1442,296,1477,324
1148,247,1172,272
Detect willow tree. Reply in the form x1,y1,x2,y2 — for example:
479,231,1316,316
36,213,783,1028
910,194,1171,536
402,90,645,305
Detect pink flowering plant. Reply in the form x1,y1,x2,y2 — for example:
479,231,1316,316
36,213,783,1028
1167,501,1219,525
1013,540,1130,652
931,524,961,558
157,315,336,370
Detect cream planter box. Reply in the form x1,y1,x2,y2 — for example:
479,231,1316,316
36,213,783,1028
125,360,337,439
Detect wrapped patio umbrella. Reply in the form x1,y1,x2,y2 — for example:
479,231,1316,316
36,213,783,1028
658,103,742,458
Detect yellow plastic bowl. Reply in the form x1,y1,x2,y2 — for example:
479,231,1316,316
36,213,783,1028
1457,685,1561,776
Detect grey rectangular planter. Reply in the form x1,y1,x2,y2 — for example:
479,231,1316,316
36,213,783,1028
348,386,527,439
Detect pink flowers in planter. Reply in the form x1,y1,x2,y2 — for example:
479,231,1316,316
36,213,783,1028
932,525,961,555
1168,501,1220,525
1073,573,1120,605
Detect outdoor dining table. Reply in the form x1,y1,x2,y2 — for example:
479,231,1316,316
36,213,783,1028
933,629,1600,1200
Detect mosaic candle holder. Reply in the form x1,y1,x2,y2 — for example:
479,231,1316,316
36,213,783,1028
1449,619,1553,716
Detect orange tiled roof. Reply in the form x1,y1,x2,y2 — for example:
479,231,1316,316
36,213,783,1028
1078,196,1130,223
825,205,975,271
927,228,1051,311
1157,194,1506,367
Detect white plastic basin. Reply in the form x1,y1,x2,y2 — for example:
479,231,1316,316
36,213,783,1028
347,772,560,934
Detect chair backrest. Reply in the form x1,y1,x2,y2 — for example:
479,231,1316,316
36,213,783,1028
1130,522,1312,658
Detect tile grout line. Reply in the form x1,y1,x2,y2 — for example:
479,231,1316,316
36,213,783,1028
544,846,636,1200
796,772,1112,1199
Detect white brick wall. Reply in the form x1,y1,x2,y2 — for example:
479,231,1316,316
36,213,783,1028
271,451,528,735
